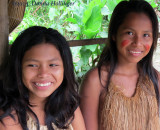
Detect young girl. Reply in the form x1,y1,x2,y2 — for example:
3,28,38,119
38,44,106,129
0,26,85,130
80,0,160,130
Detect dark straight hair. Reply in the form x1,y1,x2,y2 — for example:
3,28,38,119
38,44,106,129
1,26,79,130
98,0,159,106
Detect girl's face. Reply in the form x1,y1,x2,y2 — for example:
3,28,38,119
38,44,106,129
22,43,64,101
115,12,153,64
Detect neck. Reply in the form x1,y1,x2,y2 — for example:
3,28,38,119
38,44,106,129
29,97,46,125
115,62,139,76
29,96,46,111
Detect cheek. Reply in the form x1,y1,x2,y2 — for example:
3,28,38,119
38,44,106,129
52,68,64,82
121,40,129,48
22,69,35,84
58,70,64,82
145,44,151,51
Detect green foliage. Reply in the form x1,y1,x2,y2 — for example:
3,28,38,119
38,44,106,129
83,5,102,38
145,0,158,8
9,0,159,83
158,1,160,11
71,44,105,83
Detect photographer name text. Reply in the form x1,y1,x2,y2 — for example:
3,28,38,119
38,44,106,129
11,1,75,7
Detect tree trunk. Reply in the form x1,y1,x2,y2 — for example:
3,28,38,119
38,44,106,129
0,0,9,77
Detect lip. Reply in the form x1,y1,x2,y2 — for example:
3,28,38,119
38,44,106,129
33,81,53,90
128,50,142,56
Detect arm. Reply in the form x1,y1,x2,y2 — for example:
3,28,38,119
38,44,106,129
80,68,102,130
0,115,22,130
71,107,86,130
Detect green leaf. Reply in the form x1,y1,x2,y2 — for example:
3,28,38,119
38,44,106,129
80,47,92,63
150,2,157,8
101,5,110,15
74,14,83,25
65,18,78,24
76,59,84,71
100,0,107,8
82,1,95,24
83,5,102,38
71,46,82,59
106,0,117,13
83,29,98,39
74,32,81,40
85,44,97,52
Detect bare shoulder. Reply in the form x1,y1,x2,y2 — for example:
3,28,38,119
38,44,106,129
71,107,86,130
82,67,99,82
80,66,108,93
0,111,22,130
80,66,108,130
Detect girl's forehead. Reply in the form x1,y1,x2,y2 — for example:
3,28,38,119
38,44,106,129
23,43,62,61
125,12,151,21
119,12,152,31
26,43,58,53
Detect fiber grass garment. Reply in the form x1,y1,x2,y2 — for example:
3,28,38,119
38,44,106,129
100,76,160,130
27,114,73,130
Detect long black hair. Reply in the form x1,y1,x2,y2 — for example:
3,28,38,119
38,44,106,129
1,26,79,130
98,0,159,104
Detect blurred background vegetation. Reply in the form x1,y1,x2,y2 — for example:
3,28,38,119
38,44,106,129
9,0,159,83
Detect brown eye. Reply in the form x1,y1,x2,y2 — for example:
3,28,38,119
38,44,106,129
28,64,38,67
127,32,133,35
49,64,57,67
144,34,149,37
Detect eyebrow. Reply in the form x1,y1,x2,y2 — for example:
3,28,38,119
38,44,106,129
122,27,152,33
23,58,61,62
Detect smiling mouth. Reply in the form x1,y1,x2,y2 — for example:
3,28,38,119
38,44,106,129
129,50,142,54
35,82,52,87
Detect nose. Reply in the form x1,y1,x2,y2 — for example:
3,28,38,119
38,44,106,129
133,35,142,46
37,65,50,78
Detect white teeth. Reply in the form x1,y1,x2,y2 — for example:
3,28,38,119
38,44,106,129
129,51,141,54
35,82,51,87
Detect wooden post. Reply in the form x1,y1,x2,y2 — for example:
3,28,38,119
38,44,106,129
0,0,9,77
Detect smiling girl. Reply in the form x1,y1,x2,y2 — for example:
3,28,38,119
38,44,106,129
0,26,85,130
80,0,160,130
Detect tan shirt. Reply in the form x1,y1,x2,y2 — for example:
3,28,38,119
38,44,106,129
100,76,160,130
27,114,73,130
